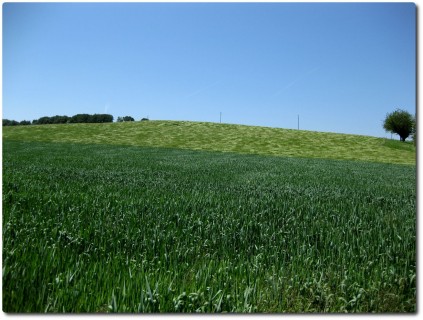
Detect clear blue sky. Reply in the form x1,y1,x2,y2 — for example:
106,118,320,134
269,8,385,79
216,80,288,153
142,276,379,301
3,2,416,138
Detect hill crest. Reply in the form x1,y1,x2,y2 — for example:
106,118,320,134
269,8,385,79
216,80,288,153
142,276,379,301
2,120,415,165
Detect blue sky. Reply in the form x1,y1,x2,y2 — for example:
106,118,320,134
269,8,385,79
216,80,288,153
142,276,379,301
3,2,416,138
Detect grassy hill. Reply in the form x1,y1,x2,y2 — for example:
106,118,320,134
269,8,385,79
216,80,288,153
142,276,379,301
2,120,415,165
3,122,416,312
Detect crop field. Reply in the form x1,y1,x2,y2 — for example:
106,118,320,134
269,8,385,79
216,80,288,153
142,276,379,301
2,139,416,313
2,120,416,165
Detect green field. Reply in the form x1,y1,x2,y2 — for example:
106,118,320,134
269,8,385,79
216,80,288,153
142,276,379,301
2,122,416,312
2,120,415,165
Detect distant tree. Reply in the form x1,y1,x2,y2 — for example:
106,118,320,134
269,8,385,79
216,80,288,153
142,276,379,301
383,109,415,142
91,114,101,123
70,114,91,123
141,118,149,121
24,113,114,125
117,116,135,122
37,116,53,125
97,114,113,123
3,119,30,126
3,119,19,126
51,115,69,124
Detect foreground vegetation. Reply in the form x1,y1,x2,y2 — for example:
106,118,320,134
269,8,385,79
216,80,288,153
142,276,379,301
3,140,416,312
2,120,415,165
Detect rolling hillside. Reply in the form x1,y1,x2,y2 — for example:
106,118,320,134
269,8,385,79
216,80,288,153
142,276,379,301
2,120,415,165
3,122,416,312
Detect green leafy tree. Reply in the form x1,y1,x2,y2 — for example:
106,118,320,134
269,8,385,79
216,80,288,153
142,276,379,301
37,116,53,124
383,109,415,142
2,119,19,126
118,116,135,122
70,114,91,123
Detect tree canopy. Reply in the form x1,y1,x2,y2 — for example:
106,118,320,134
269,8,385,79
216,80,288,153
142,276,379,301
117,116,135,122
4,114,114,126
383,109,415,142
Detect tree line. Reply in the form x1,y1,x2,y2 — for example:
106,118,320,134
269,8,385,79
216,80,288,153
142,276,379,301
117,116,150,122
3,113,114,126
